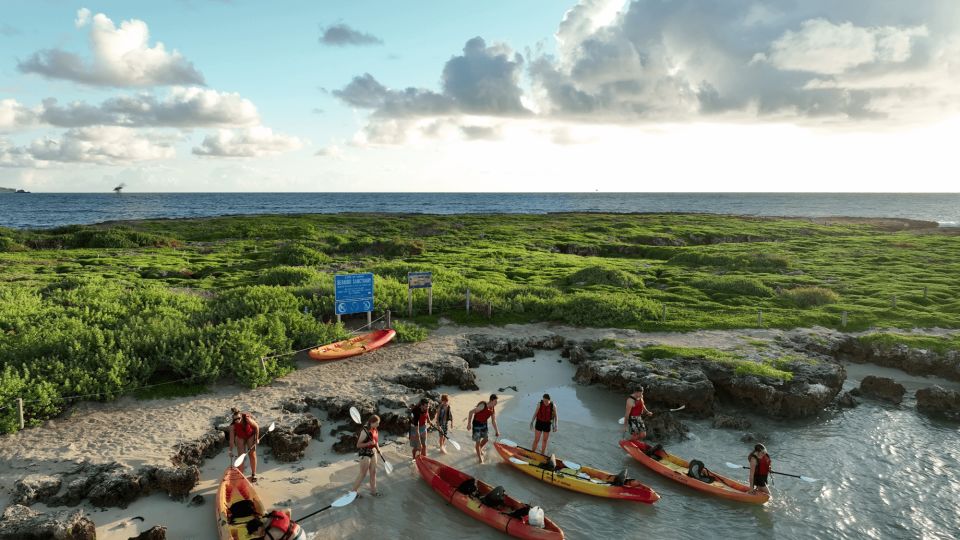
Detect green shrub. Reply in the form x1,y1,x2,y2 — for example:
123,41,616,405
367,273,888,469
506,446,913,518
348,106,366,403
393,321,428,342
274,243,330,266
670,251,789,270
781,287,839,308
563,266,643,289
0,236,27,252
210,286,299,322
259,266,320,286
692,276,774,297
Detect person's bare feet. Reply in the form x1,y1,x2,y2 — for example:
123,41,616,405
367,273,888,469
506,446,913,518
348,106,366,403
440,447,448,455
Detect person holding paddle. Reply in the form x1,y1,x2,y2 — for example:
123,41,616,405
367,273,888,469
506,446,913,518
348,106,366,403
622,387,653,441
530,394,558,454
436,394,454,454
351,414,382,497
229,407,260,482
467,394,500,464
409,398,434,461
748,443,772,496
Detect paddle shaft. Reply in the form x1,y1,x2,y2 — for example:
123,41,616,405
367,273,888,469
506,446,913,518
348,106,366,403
736,465,804,479
295,504,333,522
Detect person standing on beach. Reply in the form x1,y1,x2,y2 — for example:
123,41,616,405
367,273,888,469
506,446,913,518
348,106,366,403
351,415,381,497
748,443,772,496
530,394,558,454
467,394,500,463
621,387,653,441
229,407,260,482
436,394,454,454
409,398,433,461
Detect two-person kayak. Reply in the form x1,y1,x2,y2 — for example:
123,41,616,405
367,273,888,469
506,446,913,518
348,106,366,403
308,329,396,361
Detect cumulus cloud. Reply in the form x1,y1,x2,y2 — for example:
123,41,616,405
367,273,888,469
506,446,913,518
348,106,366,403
319,23,383,46
2,127,176,167
193,127,303,157
18,9,204,87
0,99,39,131
39,87,259,128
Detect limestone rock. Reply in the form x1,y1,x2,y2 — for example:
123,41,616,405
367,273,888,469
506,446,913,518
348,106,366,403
267,428,311,462
915,386,960,419
144,466,199,501
13,474,62,506
0,504,96,540
391,356,478,390
332,433,359,454
712,414,752,430
129,526,166,540
171,429,225,467
858,376,905,404
837,391,858,408
87,466,142,508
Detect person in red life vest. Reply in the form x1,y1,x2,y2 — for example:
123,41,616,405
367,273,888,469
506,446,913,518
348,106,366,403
529,394,559,454
621,387,653,441
435,393,454,455
466,394,500,464
229,407,261,482
246,509,306,540
408,398,435,461
748,443,772,496
351,414,382,497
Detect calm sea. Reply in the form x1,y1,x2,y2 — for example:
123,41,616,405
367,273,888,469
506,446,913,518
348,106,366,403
1,192,959,229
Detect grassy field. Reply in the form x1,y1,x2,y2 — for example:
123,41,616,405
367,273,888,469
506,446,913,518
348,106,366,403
1,213,959,431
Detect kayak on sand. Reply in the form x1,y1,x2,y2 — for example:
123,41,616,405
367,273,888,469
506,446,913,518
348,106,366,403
494,442,659,504
415,456,564,539
308,329,396,361
620,440,770,504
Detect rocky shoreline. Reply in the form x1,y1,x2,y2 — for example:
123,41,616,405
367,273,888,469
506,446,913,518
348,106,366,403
2,323,959,538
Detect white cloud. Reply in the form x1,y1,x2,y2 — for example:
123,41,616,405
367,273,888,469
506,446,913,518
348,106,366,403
0,99,39,131
314,145,343,157
766,19,928,75
18,10,204,87
39,87,259,128
2,127,175,167
193,127,303,157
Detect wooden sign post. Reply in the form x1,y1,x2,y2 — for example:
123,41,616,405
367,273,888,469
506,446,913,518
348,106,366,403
408,272,433,317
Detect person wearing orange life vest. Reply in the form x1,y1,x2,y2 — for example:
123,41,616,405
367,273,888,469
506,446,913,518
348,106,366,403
466,394,500,464
621,387,653,441
351,415,382,497
529,394,558,454
748,443,772,496
229,407,260,482
245,510,306,540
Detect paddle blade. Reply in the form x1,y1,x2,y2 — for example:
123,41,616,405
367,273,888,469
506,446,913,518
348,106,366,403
725,462,746,470
800,475,819,483
670,405,687,412
449,439,462,451
383,460,394,475
508,457,528,465
499,439,518,447
267,422,276,432
617,417,625,425
564,461,581,471
233,453,247,468
349,407,361,424
332,491,358,508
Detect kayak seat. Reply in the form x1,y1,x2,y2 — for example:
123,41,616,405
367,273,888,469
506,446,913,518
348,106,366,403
612,469,628,487
480,485,506,508
687,459,716,484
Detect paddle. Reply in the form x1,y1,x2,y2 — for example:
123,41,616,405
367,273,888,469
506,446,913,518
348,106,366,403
437,426,462,451
349,407,394,475
618,405,686,425
724,462,819,482
294,491,358,523
500,439,582,471
232,422,276,468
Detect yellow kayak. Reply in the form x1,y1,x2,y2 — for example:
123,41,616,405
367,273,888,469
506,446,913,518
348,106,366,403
494,442,659,504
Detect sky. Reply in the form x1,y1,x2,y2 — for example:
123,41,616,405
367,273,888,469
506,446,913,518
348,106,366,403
1,0,959,192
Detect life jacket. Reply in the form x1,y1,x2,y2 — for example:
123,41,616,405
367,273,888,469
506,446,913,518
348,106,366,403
536,401,554,422
264,510,302,540
751,452,771,475
409,406,429,427
628,396,645,417
437,404,450,426
473,406,493,424
234,413,255,440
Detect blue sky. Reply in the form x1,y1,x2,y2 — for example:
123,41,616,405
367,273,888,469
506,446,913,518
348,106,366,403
2,1,959,192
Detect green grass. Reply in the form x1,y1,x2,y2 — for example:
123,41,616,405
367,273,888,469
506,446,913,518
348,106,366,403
635,345,794,380
393,320,428,342
858,333,960,355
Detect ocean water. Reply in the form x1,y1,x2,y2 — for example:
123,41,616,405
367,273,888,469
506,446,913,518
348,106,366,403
1,192,959,229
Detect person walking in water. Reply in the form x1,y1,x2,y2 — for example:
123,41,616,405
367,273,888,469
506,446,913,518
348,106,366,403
229,407,261,481
621,387,653,441
436,394,454,454
351,415,382,497
467,394,500,463
748,443,772,496
530,394,558,454
409,398,433,461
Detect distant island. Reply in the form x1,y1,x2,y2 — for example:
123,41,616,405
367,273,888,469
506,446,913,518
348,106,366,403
0,187,30,193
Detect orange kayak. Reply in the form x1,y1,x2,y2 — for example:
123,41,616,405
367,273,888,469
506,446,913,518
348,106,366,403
216,467,267,540
308,329,396,361
620,440,769,504
416,457,564,539
494,442,659,504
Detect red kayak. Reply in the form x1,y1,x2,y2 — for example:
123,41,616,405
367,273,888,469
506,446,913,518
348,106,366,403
415,457,564,539
308,329,396,361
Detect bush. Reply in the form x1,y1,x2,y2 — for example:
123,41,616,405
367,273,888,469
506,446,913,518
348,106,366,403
0,236,27,252
781,287,839,308
259,266,320,286
563,266,643,289
692,276,774,297
393,321,428,342
274,243,330,266
670,251,790,270
210,286,299,322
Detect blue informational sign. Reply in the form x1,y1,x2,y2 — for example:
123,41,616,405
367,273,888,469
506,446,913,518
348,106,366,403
334,273,374,315
408,271,433,289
